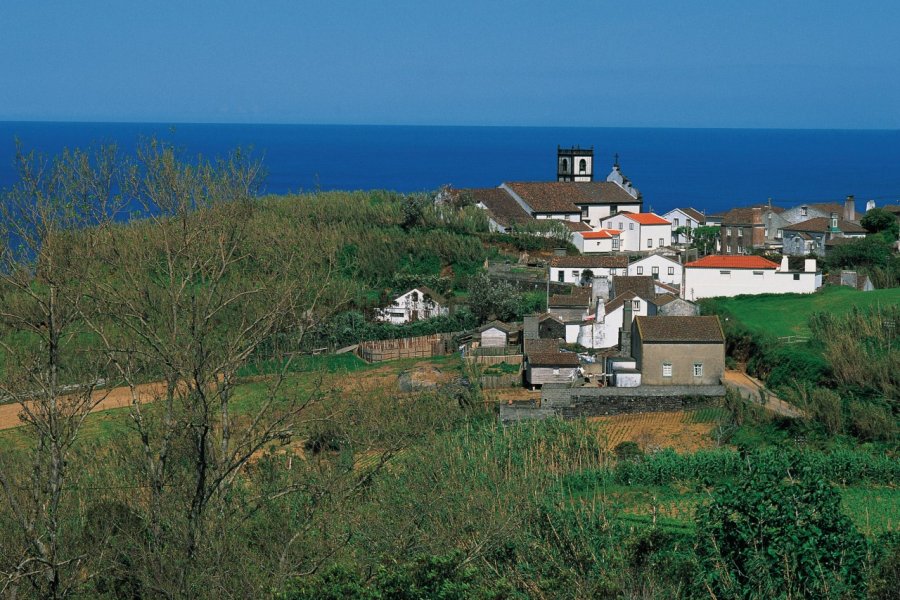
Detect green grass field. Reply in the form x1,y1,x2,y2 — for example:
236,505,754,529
706,286,900,337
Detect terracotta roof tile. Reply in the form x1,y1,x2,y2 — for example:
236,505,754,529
782,217,867,234
581,229,621,239
461,187,533,227
684,255,779,269
524,338,561,354
528,352,581,367
549,287,591,308
625,213,671,225
611,275,655,298
635,315,724,343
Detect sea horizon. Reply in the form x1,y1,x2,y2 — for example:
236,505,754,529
2,121,899,217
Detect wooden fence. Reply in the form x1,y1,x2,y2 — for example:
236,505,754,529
357,332,459,363
479,373,523,389
464,354,523,367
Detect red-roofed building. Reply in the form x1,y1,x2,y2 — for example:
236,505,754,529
598,212,673,252
683,255,822,300
573,229,623,253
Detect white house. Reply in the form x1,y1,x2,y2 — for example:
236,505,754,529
573,229,623,253
662,207,707,244
549,255,630,284
627,254,683,286
598,212,672,252
578,293,656,348
682,255,822,300
375,287,449,324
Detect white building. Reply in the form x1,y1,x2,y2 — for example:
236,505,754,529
662,207,707,245
578,293,656,348
549,255,629,285
682,255,822,300
627,255,683,286
375,287,449,324
598,212,672,252
573,229,623,253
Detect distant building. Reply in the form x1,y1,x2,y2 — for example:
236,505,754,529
720,205,787,254
549,255,629,285
825,270,876,292
682,255,821,300
573,229,623,253
627,254,683,286
781,213,867,256
375,287,449,324
502,178,641,228
662,207,708,245
631,316,725,386
598,212,672,252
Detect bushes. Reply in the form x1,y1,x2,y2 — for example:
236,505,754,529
696,468,869,599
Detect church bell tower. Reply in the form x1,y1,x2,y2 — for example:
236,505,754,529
557,145,593,182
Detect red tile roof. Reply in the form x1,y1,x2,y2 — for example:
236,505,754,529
684,255,779,269
624,213,671,226
581,229,621,239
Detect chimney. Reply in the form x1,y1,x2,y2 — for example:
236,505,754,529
592,276,610,300
596,299,605,322
866,199,876,213
780,255,789,271
843,195,856,222
619,302,633,357
804,258,816,273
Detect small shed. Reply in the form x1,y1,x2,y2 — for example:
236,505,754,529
478,320,511,348
525,351,581,388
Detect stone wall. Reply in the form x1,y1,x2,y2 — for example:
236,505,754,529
509,384,727,423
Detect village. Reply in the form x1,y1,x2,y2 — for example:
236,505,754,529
366,146,896,423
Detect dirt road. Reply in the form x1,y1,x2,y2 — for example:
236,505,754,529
0,381,165,431
722,370,804,418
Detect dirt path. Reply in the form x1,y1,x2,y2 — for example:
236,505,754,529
0,381,165,431
722,370,805,418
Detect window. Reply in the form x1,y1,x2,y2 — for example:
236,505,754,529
612,238,620,250
647,239,653,248
662,363,672,377
618,221,624,230
727,245,732,253
737,246,743,255
629,223,634,230
693,363,703,377
652,266,659,275
776,229,783,239
673,217,679,227
720,270,731,276
558,271,564,283
793,273,800,281
753,270,764,276
581,206,588,218
668,266,675,275
552,368,560,376
632,299,641,310
561,158,568,173
636,266,644,275
610,204,618,213
801,206,808,216
659,238,665,247
572,270,579,280
737,228,743,237
726,227,732,236
579,158,587,173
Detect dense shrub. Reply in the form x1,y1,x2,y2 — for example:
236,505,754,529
696,469,869,599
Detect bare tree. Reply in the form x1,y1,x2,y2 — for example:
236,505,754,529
0,144,127,599
80,140,355,595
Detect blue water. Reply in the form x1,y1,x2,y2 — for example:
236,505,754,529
1,122,899,216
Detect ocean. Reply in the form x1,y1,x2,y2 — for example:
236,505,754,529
1,122,899,216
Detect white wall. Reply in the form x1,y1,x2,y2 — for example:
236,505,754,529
574,234,618,254
627,255,682,286
663,209,701,244
550,265,624,284
640,223,673,251
576,297,651,349
375,289,449,323
683,268,820,300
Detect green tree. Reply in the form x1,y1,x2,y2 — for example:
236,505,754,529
690,225,720,256
861,208,899,242
696,467,868,599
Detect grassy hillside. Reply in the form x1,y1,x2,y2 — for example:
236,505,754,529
701,286,900,337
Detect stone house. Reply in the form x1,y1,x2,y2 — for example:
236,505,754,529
720,205,788,254
781,213,867,256
631,316,725,385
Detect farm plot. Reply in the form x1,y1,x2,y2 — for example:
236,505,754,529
590,409,723,453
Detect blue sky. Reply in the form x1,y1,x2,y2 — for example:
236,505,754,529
1,1,898,128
